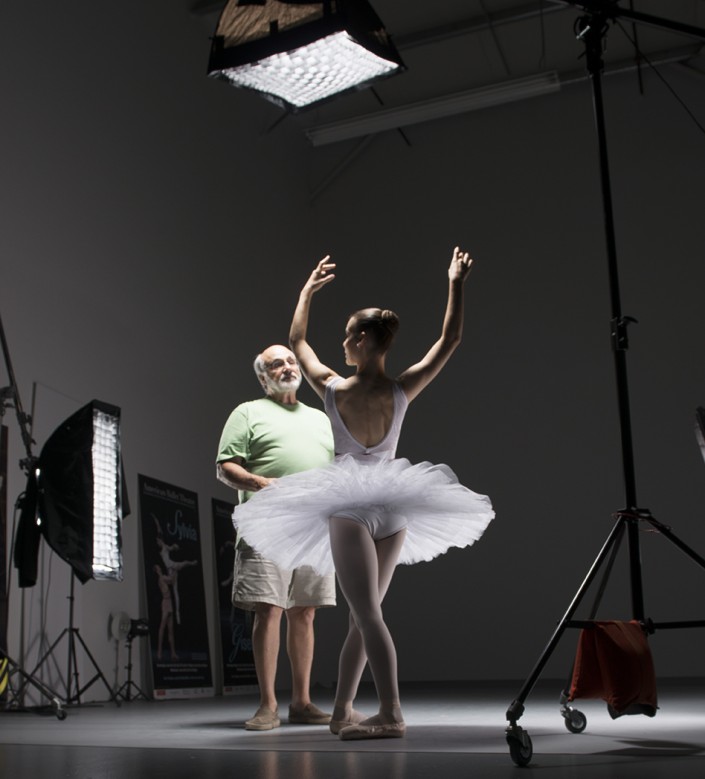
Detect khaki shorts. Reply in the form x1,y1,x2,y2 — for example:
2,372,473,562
232,545,336,611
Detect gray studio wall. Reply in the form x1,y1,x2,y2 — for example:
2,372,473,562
2,2,704,702
300,65,705,686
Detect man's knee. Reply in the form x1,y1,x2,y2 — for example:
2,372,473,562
286,606,317,629
254,602,284,627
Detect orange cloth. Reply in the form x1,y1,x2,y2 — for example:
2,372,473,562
568,620,658,718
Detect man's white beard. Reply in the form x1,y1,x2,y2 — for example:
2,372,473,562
264,373,302,395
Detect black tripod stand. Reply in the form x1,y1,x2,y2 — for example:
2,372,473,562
504,3,705,766
26,573,119,706
115,619,150,702
1,311,65,720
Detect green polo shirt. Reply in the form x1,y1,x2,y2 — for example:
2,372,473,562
216,396,333,504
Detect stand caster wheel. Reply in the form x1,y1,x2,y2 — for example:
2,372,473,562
506,726,533,766
50,698,67,720
563,708,587,734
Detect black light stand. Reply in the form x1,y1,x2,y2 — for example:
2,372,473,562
504,2,705,766
26,573,120,706
0,310,66,720
115,619,150,702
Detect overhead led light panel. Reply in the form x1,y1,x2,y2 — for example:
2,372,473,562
208,0,404,110
218,30,400,108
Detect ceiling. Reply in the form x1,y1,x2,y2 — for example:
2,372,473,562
189,1,705,143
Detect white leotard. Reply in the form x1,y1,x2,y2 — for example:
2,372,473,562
324,376,408,461
324,377,410,538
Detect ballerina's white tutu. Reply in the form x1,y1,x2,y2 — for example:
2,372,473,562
232,453,494,576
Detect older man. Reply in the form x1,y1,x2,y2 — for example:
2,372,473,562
216,344,335,731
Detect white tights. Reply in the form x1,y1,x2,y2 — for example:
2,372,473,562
329,515,406,724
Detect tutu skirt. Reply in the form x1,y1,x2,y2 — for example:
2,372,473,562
233,454,494,576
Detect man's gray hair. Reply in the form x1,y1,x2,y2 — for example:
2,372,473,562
253,353,267,378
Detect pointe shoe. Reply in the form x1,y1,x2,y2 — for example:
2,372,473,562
329,708,366,735
338,721,406,740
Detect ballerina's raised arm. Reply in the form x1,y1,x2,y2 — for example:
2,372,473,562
397,246,474,402
289,254,339,399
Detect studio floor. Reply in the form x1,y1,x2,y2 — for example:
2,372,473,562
1,679,705,778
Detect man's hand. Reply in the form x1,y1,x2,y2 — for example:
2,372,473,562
217,461,274,492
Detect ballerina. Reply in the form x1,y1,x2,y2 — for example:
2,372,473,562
233,246,494,739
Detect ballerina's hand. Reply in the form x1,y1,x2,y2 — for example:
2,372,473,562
304,255,336,294
448,246,473,282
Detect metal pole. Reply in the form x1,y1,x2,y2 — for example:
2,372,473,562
580,13,645,620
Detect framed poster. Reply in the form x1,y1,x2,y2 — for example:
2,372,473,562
138,474,213,698
212,498,257,694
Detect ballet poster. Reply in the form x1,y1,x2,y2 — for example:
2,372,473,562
211,498,257,693
138,474,213,698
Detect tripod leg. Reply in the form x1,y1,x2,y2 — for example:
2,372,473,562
506,518,627,766
556,522,627,733
71,630,120,705
115,639,150,703
24,628,70,695
1,650,66,720
506,516,627,724
586,521,626,620
645,514,705,570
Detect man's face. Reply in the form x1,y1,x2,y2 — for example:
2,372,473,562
259,346,302,395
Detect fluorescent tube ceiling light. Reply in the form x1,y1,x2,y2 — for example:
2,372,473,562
305,72,561,145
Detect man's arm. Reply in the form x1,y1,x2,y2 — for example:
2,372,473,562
216,457,273,493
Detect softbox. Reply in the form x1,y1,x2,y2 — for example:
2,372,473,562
207,0,404,110
14,400,128,586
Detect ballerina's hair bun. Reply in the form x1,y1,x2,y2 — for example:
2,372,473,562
352,307,399,351
380,309,400,334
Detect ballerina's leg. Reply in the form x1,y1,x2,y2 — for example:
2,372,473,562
329,515,406,724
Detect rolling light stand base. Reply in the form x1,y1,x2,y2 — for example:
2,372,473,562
505,510,705,766
1,650,66,720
